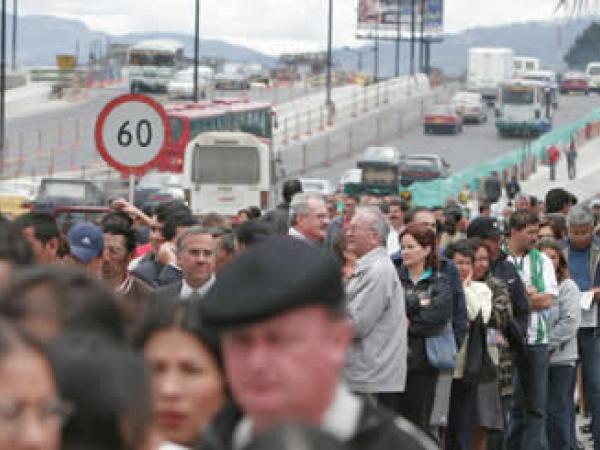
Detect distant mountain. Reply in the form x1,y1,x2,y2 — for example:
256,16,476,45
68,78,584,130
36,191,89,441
334,17,600,77
11,14,276,67
8,14,600,76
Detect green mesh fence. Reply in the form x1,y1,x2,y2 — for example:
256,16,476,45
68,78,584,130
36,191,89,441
406,108,600,207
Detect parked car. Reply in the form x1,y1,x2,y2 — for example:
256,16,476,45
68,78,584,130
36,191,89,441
400,154,451,186
53,206,111,234
142,187,187,212
424,105,463,134
135,172,183,210
450,91,487,124
337,168,362,193
560,72,589,95
32,178,107,213
167,67,214,100
0,182,37,218
299,178,335,196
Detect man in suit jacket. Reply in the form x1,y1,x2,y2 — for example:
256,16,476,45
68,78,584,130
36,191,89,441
155,226,217,300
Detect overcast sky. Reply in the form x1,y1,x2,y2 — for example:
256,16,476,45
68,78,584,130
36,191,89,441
18,0,575,54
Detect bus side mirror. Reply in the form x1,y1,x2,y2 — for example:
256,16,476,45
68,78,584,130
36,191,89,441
272,113,279,129
535,110,541,119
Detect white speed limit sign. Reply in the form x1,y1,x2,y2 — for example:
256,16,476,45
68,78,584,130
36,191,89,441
95,94,171,174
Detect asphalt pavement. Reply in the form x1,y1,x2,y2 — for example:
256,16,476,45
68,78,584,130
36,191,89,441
298,93,600,186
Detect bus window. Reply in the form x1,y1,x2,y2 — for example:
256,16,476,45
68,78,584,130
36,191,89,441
191,145,260,184
169,117,184,142
190,118,209,139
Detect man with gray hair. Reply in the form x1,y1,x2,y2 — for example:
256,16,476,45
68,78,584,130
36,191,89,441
288,192,330,244
343,206,407,410
154,226,217,299
565,204,600,446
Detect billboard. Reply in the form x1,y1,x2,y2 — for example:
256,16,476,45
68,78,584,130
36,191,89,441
357,0,444,38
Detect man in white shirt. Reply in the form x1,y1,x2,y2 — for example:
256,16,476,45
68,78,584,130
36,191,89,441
386,199,405,255
504,209,558,450
155,226,216,300
288,192,330,245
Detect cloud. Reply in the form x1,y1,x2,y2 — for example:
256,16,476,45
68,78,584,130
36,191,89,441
16,0,573,54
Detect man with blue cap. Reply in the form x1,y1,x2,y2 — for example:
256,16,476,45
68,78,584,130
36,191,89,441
67,222,104,277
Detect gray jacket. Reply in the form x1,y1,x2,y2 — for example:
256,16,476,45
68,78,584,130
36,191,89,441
343,247,407,393
548,279,581,365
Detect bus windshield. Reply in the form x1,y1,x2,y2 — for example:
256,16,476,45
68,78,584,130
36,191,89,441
502,87,535,105
129,52,177,67
191,145,260,184
589,66,600,76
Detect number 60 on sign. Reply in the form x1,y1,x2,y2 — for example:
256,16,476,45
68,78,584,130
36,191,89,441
95,94,171,175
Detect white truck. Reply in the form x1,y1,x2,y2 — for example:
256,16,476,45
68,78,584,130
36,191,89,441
467,47,514,104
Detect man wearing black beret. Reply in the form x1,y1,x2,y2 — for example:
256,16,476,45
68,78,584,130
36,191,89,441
197,237,436,450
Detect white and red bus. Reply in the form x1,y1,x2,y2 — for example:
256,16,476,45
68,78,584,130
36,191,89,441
161,98,274,172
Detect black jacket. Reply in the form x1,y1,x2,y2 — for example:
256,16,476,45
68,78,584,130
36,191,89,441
261,203,291,235
132,253,182,288
490,251,530,342
397,264,454,372
196,398,438,450
392,253,468,349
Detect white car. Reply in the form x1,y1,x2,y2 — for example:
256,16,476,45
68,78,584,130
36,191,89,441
451,91,487,124
167,67,214,100
300,178,335,196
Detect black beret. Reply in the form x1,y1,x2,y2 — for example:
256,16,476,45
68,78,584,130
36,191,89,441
201,236,344,328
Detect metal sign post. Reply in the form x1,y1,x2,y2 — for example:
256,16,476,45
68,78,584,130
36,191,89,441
95,93,171,188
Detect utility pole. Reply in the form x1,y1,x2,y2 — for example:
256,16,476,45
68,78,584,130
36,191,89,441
10,0,15,71
0,0,6,175
395,0,401,77
325,0,333,108
410,0,416,75
193,0,200,102
419,0,425,73
374,18,380,82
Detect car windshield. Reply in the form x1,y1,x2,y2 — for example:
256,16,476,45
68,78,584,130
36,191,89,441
301,181,327,192
0,184,34,196
404,159,438,172
428,106,453,115
361,147,397,161
42,182,87,199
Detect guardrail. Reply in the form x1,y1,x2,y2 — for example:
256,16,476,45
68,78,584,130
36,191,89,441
406,109,600,207
278,79,458,179
273,74,431,150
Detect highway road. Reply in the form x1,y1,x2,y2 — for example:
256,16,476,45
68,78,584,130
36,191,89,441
2,82,349,179
297,93,600,187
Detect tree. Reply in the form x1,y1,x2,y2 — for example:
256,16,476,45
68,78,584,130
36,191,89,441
564,22,600,69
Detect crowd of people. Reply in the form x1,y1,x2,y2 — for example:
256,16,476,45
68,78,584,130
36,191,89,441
0,176,598,450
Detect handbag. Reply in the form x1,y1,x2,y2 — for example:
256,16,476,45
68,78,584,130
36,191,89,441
463,312,497,386
425,322,457,369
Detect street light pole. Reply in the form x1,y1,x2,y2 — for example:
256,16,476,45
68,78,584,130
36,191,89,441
374,16,379,82
0,0,6,176
11,0,15,71
395,0,401,77
193,0,200,102
410,0,416,75
325,0,333,108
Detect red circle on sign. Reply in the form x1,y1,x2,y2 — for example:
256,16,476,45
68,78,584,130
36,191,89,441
94,94,171,175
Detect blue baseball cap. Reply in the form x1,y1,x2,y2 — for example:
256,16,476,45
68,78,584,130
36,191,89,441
67,222,104,263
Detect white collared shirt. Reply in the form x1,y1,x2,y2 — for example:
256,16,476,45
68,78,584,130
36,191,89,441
180,275,215,299
232,384,363,449
288,227,310,242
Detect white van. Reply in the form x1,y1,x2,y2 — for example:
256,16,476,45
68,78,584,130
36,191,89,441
586,62,600,92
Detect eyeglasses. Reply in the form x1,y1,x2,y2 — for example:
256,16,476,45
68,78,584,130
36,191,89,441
0,398,74,431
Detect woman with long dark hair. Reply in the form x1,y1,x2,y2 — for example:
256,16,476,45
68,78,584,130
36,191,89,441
396,223,453,438
135,295,227,449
